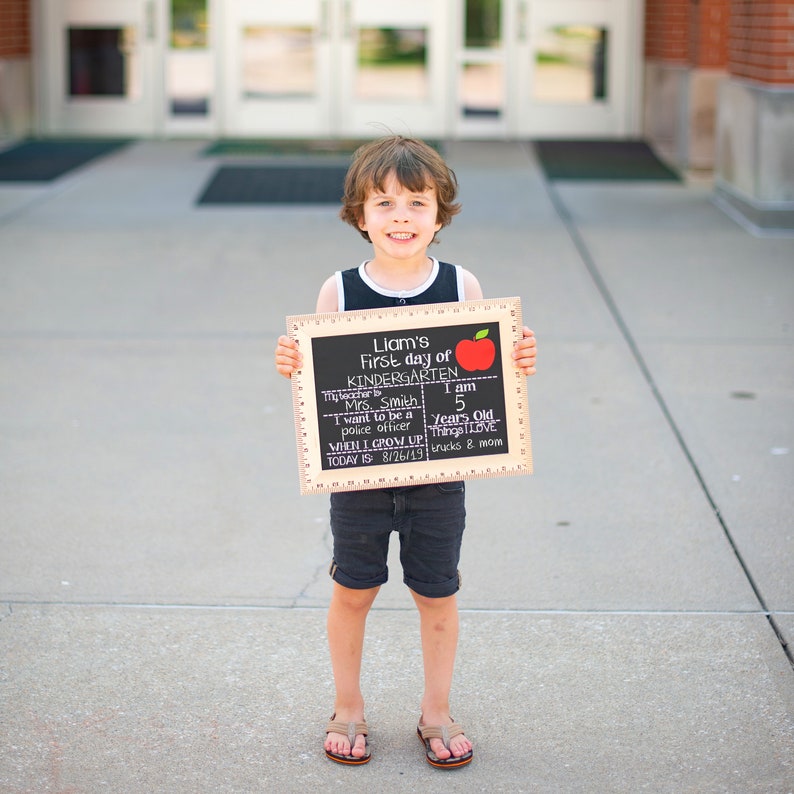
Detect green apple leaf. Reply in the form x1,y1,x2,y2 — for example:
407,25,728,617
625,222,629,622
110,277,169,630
475,329,490,341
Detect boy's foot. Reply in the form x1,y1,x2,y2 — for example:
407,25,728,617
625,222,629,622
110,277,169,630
325,715,370,765
417,716,473,768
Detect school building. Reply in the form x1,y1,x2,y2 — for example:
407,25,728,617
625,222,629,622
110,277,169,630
1,1,792,229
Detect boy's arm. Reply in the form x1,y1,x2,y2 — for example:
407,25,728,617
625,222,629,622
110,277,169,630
462,269,483,301
274,275,338,379
315,275,339,313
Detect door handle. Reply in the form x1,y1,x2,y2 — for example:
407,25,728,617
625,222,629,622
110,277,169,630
145,0,156,41
320,0,329,39
343,0,353,39
519,1,529,42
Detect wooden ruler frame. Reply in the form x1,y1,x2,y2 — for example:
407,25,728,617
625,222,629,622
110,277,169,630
287,297,532,494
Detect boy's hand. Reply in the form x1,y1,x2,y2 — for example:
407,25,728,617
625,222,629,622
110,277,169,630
275,334,303,378
512,327,537,376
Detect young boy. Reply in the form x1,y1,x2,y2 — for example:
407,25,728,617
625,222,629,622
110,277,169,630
275,136,536,768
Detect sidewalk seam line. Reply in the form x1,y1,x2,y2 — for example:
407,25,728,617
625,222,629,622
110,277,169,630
541,176,794,671
1,600,788,617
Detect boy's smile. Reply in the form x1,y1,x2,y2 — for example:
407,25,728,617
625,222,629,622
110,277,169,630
358,174,442,266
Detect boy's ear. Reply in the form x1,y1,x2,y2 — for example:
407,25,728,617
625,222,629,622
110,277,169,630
358,214,367,231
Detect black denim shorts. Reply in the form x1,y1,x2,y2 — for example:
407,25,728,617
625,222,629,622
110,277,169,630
328,482,466,598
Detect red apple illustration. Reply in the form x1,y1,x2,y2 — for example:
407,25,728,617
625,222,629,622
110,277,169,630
455,328,496,371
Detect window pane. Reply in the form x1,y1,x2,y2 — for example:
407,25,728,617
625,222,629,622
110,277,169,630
168,51,211,115
242,26,315,99
169,1,209,114
465,0,501,48
356,28,428,101
68,27,139,98
533,26,608,103
461,62,503,118
171,0,207,49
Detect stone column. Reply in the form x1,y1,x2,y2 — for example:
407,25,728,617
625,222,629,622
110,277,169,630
643,0,729,170
714,0,794,232
0,0,33,139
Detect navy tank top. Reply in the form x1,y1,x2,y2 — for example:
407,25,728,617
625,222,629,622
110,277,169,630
335,258,465,311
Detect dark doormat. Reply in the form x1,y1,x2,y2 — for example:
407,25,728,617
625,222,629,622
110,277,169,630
202,138,442,158
202,139,366,158
533,139,680,181
197,164,348,205
0,138,131,182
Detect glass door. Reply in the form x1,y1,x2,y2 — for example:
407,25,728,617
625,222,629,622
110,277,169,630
219,0,446,139
337,0,446,138
453,0,641,138
514,0,641,137
219,0,332,137
36,0,164,136
455,0,508,137
165,0,215,135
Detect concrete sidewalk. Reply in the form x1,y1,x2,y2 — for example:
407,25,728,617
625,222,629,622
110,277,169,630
1,139,792,792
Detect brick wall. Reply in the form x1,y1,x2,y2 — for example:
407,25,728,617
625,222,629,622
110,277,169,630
645,0,730,68
0,0,30,58
690,0,730,68
643,0,732,168
645,0,691,64
729,0,794,85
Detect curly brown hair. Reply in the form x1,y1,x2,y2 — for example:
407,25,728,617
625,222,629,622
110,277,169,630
339,136,461,242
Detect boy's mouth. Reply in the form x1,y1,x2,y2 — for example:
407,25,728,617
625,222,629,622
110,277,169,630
388,232,416,240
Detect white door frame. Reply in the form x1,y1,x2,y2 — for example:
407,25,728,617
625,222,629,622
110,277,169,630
453,0,643,139
512,0,643,138
217,0,448,139
217,0,333,137
33,0,166,137
335,0,448,138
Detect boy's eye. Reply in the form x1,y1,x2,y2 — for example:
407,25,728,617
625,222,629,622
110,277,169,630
371,197,429,207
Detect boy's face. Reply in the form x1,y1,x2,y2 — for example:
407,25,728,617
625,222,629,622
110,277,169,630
358,173,442,263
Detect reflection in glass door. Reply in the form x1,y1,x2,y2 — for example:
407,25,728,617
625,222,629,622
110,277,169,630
338,1,445,138
36,0,164,137
220,0,332,137
220,0,445,139
532,25,608,103
166,0,215,135
454,0,640,139
68,28,139,98
515,0,640,137
456,0,507,136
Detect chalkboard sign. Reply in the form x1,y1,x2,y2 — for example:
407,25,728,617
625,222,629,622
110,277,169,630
287,297,532,494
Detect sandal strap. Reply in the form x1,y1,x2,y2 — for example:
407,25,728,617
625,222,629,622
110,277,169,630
326,719,368,746
418,722,465,749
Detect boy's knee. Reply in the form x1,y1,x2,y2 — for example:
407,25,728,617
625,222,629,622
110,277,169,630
412,592,457,611
332,582,379,610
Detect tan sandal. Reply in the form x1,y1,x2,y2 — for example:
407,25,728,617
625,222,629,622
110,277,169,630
417,721,473,768
325,716,371,765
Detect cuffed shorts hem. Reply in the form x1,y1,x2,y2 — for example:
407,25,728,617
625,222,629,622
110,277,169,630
329,559,387,591
405,570,462,599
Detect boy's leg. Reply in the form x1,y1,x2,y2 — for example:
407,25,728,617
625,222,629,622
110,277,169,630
325,581,379,758
411,591,473,761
